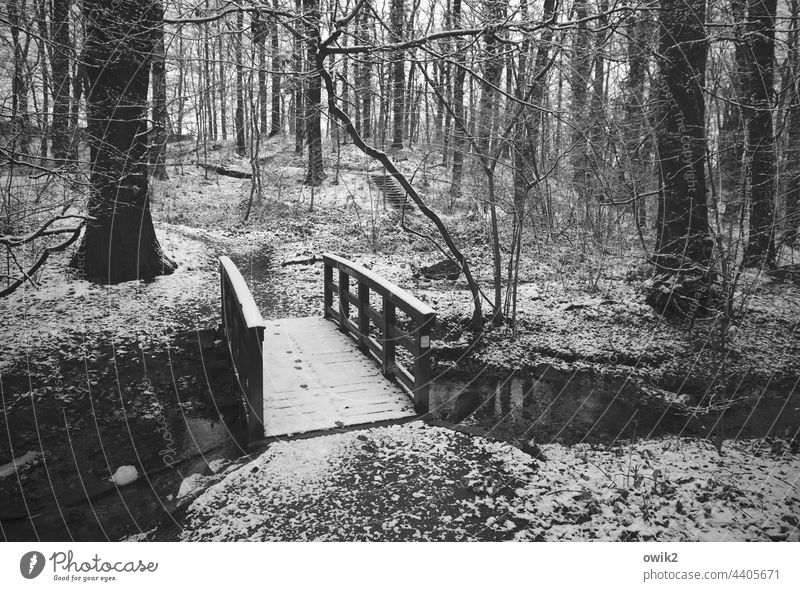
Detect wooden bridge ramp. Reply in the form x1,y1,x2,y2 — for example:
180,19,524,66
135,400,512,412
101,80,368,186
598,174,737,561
220,253,436,445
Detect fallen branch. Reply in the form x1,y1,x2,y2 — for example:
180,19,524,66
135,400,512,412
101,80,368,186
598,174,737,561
195,162,252,179
281,255,322,267
0,215,92,248
0,223,85,298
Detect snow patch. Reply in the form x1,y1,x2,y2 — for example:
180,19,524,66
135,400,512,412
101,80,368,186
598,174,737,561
108,465,139,486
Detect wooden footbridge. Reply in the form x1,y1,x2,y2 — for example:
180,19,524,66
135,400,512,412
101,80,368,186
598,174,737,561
219,253,436,445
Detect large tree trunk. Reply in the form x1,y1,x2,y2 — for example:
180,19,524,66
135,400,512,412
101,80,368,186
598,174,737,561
743,0,778,267
303,0,324,185
72,0,176,283
719,0,748,222
647,0,711,316
784,0,800,244
150,0,168,180
390,0,405,149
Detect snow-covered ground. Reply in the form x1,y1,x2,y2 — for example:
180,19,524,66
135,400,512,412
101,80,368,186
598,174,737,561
169,423,800,542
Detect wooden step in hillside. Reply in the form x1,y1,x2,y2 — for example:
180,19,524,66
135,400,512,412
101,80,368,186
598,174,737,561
370,173,415,212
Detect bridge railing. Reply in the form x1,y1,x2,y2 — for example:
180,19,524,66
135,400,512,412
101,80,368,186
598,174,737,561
323,253,436,413
220,256,265,443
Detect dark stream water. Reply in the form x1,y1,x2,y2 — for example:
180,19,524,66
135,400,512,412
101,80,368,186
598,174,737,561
429,367,800,446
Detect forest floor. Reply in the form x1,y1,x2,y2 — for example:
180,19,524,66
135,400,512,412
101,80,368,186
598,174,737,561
1,137,799,541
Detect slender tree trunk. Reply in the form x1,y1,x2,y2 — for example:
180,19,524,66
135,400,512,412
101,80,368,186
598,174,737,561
450,0,465,203
254,10,268,134
625,10,650,226
176,35,185,138
210,23,218,139
294,0,305,153
303,0,324,185
270,0,282,136
9,0,31,160
49,0,73,161
73,0,176,283
390,0,405,149
477,0,503,159
150,0,168,180
570,0,592,203
36,0,50,163
588,0,608,199
356,3,372,139
513,0,556,223
743,0,778,267
235,6,247,156
203,5,215,142
218,32,228,139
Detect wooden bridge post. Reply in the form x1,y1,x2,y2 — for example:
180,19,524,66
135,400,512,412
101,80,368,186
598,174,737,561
247,325,265,442
323,262,333,318
338,269,350,330
413,317,434,414
382,296,396,376
357,282,369,352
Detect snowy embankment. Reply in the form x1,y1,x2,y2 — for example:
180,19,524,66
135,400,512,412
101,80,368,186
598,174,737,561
174,423,800,542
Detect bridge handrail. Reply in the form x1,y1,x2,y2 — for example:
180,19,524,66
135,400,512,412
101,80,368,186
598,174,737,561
219,256,264,443
323,253,436,413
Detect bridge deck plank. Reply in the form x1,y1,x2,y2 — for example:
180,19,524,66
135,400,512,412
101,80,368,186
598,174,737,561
262,317,416,437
